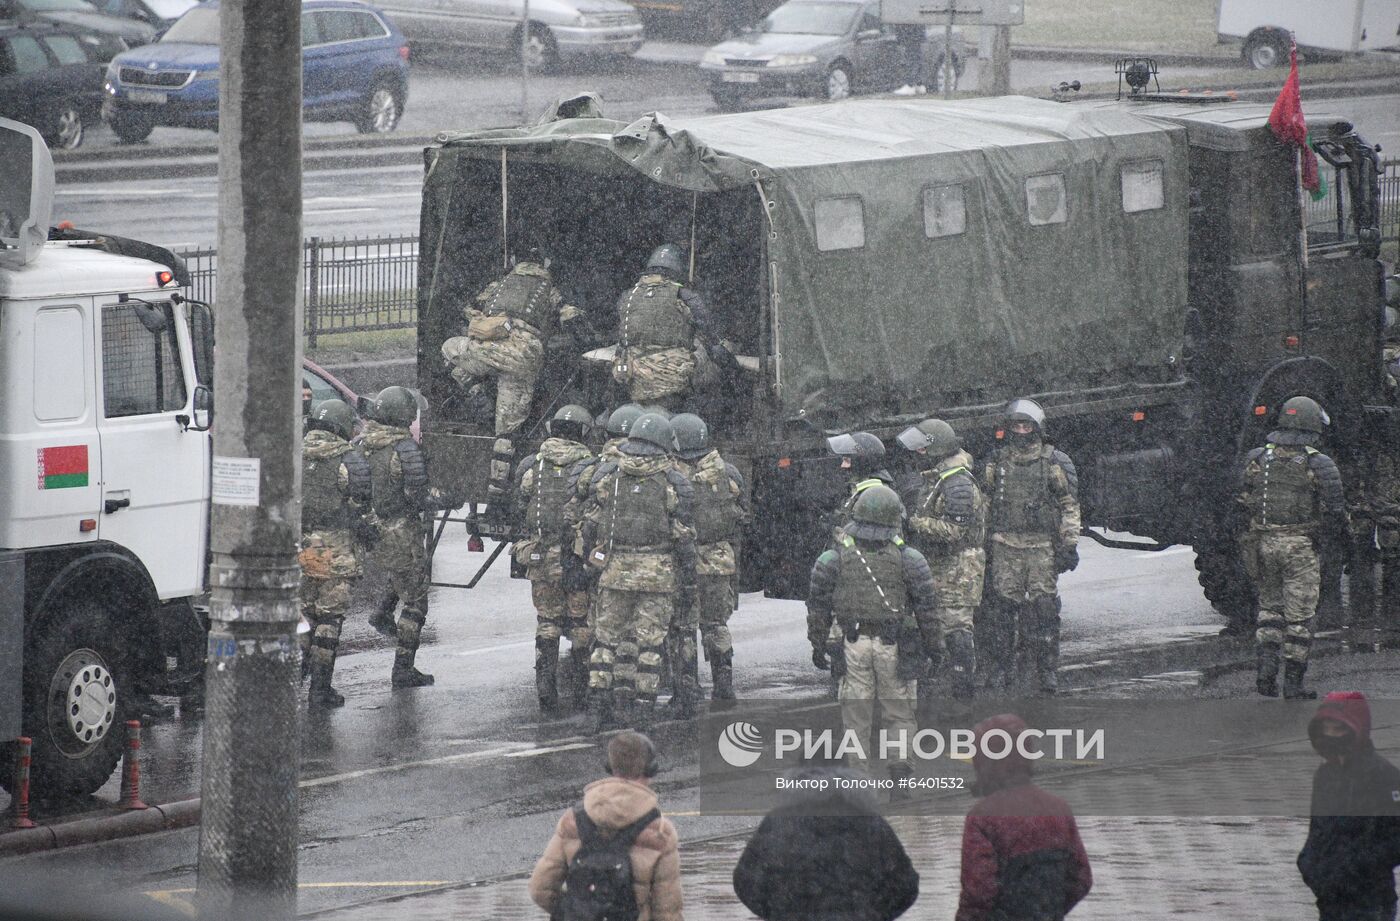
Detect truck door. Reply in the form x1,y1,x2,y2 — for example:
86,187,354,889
95,299,210,600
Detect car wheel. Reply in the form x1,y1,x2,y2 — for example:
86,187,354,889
109,112,155,144
1243,29,1289,69
826,62,852,100
0,600,128,799
48,104,84,151
355,82,402,134
710,89,741,112
519,25,559,71
928,53,960,93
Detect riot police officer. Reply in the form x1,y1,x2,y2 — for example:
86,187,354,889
826,431,896,542
672,412,747,705
362,386,452,689
580,413,697,731
981,399,1081,695
807,485,938,784
515,404,597,714
299,399,375,708
1238,396,1347,699
898,418,986,699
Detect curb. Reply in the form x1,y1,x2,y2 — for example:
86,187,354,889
0,796,200,859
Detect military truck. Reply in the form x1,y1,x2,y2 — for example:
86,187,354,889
414,90,1390,623
1,118,213,798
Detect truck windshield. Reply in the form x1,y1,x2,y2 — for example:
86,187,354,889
160,6,219,43
762,2,858,35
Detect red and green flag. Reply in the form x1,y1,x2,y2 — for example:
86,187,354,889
1268,38,1327,201
37,445,89,490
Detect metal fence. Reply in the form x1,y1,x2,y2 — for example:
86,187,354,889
176,234,419,347
1304,158,1400,247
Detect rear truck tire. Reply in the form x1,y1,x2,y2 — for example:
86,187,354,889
1,600,129,799
1194,540,1257,637
1243,28,1289,69
109,111,155,144
517,24,559,72
825,61,852,100
355,80,403,134
47,103,84,151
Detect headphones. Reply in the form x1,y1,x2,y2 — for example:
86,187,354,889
605,733,660,779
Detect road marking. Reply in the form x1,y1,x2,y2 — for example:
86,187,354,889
144,881,457,915
299,744,522,787
305,207,376,215
145,889,196,917
505,742,594,758
1132,546,1194,560
452,638,536,657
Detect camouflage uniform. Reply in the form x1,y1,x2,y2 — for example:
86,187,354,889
905,448,986,699
981,441,1081,693
514,436,595,711
362,422,442,687
1373,445,1400,626
1238,436,1346,692
299,429,373,705
582,451,696,724
612,273,704,407
674,448,747,701
807,532,938,780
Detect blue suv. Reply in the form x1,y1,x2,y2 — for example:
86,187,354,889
101,0,409,142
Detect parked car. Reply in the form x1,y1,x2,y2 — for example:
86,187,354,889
101,0,410,143
699,0,964,109
0,0,155,54
0,21,104,148
96,0,201,31
627,0,782,42
377,0,642,70
303,358,421,440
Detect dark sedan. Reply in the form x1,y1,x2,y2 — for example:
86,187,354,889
0,0,155,54
0,22,104,149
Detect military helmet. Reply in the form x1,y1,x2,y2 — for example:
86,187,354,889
646,243,686,280
1003,398,1047,436
847,484,904,541
309,399,356,440
1385,273,1399,309
547,403,593,439
626,412,678,455
1278,395,1329,434
640,404,673,420
372,386,419,427
672,413,710,459
606,403,645,438
897,418,959,458
826,431,886,460
1386,305,1398,340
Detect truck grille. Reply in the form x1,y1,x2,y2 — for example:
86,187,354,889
119,67,194,87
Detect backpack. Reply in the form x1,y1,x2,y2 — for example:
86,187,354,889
552,804,662,921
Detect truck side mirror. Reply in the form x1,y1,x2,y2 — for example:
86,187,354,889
189,385,213,431
191,301,214,385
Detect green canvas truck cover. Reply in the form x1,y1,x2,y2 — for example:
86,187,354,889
422,95,1190,423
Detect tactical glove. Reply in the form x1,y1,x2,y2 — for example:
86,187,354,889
351,518,380,549
811,646,829,671
1055,545,1080,573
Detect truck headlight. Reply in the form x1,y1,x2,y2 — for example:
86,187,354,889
768,54,817,67
702,49,726,66
106,60,120,83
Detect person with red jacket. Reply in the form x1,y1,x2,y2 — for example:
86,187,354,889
1298,691,1400,921
956,713,1093,921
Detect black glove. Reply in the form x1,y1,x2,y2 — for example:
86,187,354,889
709,342,741,372
812,646,829,670
351,518,380,549
561,552,591,592
1055,545,1079,573
677,585,697,617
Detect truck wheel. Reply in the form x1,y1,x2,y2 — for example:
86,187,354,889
826,62,852,100
1243,29,1289,69
47,104,85,151
1193,542,1257,636
518,24,559,72
3,601,128,799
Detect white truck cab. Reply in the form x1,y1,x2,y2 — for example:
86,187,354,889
0,117,213,799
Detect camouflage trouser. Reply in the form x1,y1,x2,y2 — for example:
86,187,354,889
987,541,1056,602
590,588,671,702
532,580,592,649
697,574,735,659
929,546,985,641
982,541,1058,690
299,575,353,671
839,634,917,776
442,333,542,435
1242,531,1319,664
371,518,430,661
614,346,696,404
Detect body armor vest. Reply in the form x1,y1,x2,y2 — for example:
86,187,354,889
303,450,355,531
526,455,578,539
484,270,554,337
990,448,1057,535
368,438,424,520
919,465,987,551
619,279,691,350
690,466,741,546
1255,445,1319,527
831,538,908,626
603,471,671,549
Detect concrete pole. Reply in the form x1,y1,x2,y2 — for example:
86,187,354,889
990,24,1011,96
195,0,303,912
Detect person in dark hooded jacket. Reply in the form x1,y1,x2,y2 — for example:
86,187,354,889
1298,691,1400,921
957,713,1092,921
732,761,919,921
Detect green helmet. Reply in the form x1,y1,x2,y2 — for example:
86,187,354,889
1278,395,1329,435
548,403,593,439
896,418,959,459
626,412,678,455
646,243,686,279
848,484,904,541
372,386,418,427
606,404,645,438
309,399,356,440
640,404,673,420
672,413,710,459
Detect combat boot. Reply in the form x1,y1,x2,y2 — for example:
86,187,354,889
710,649,736,700
308,675,345,709
392,609,435,689
588,690,616,734
368,590,398,637
1282,660,1317,700
569,647,592,710
536,636,561,715
1256,643,1281,697
611,687,638,729
946,630,977,701
1032,598,1061,697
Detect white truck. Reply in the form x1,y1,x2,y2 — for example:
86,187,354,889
1218,0,1400,68
0,117,213,799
